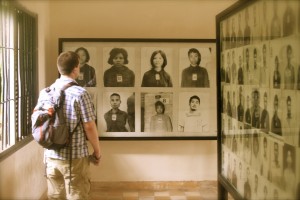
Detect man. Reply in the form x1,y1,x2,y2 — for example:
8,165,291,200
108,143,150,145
284,96,296,146
179,95,208,133
225,52,231,83
104,93,129,132
260,92,270,133
271,95,282,136
284,45,295,90
237,86,244,122
251,90,261,128
231,159,237,188
227,91,232,117
244,48,251,85
237,55,244,85
270,142,282,186
244,167,252,200
244,95,251,127
252,48,260,85
260,137,270,180
231,50,237,84
260,44,269,87
40,51,101,199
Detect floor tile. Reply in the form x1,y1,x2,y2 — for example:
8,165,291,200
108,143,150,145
139,197,155,200
170,197,187,200
123,192,139,197
154,191,169,197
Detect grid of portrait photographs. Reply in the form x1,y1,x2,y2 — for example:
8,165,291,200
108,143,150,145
218,0,300,199
59,39,217,139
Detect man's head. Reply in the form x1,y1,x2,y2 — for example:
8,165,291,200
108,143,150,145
57,51,79,75
189,95,200,111
110,93,121,109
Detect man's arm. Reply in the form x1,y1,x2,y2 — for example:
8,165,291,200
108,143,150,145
83,120,101,161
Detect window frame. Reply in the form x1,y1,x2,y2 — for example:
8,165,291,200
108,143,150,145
0,0,38,160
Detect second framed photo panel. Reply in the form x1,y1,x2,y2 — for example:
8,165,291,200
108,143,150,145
59,38,217,139
216,0,300,199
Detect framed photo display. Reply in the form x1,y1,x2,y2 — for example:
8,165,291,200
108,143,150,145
59,38,217,140
216,0,300,199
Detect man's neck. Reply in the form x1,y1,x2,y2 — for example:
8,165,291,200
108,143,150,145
61,74,76,80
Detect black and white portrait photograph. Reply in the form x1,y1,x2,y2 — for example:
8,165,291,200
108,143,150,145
178,92,210,135
141,47,173,87
260,89,270,134
269,139,283,189
282,91,297,146
179,47,212,88
141,92,173,133
217,0,300,199
259,43,270,87
270,90,283,138
282,144,297,198
101,92,134,133
62,45,98,88
103,47,135,87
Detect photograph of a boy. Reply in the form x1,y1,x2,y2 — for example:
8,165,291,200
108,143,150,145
150,101,173,132
75,47,97,87
104,93,130,132
180,48,210,87
103,47,135,87
141,48,173,87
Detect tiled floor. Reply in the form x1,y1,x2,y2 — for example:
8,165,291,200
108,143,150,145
89,181,218,200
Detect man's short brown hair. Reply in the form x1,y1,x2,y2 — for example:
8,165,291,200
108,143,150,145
57,51,79,75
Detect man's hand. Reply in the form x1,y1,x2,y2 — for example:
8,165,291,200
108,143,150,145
89,152,101,166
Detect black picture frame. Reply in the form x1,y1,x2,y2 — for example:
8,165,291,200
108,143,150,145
216,0,300,199
59,38,217,140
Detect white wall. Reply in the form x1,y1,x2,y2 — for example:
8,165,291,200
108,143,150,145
0,3,238,199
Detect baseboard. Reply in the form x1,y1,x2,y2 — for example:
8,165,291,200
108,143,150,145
91,180,217,191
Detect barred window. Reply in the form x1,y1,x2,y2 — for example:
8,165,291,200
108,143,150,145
0,1,37,155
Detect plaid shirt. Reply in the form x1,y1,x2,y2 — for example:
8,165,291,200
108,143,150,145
43,77,96,160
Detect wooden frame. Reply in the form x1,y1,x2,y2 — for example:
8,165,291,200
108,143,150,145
216,0,300,199
59,38,217,140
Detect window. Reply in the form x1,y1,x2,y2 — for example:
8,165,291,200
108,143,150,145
0,1,37,155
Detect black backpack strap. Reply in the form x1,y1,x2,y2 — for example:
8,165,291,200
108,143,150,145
68,120,81,194
61,81,78,91
60,81,79,194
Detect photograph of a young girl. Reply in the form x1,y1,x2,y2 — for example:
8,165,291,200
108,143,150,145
141,92,173,133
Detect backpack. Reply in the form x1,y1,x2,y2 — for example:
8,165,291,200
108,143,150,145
31,82,78,150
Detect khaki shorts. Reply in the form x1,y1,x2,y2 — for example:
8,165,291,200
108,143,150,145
46,157,91,200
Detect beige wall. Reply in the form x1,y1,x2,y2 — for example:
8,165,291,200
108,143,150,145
0,1,50,199
1,0,236,198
